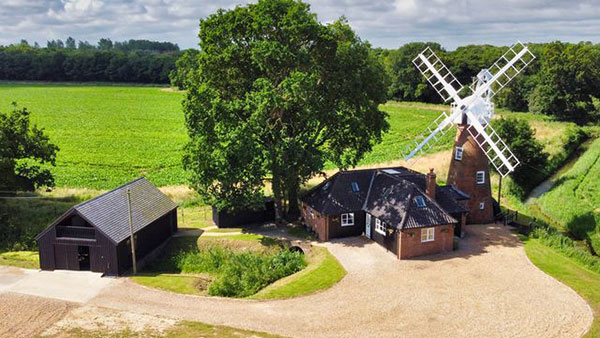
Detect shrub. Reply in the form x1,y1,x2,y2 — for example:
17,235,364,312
167,245,306,297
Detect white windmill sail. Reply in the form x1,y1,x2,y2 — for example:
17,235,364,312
465,111,520,177
469,42,535,98
403,48,464,163
403,41,535,176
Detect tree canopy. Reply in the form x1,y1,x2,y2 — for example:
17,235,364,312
182,0,389,219
492,117,549,197
0,103,59,191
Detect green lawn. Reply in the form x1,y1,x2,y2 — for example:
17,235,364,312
524,239,599,337
0,83,185,189
0,251,39,269
251,246,345,299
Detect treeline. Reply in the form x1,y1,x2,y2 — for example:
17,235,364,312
376,41,600,123
0,38,182,83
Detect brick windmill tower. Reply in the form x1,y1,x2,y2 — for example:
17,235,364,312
403,42,535,224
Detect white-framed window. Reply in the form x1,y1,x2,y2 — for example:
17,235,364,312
421,227,435,242
479,202,485,210
414,195,426,208
476,171,485,184
341,213,354,226
375,218,386,236
455,146,463,161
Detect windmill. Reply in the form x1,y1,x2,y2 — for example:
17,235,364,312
403,42,535,224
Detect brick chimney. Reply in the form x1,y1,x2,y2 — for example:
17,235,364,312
426,168,436,201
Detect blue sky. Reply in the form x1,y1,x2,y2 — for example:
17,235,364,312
2,0,599,50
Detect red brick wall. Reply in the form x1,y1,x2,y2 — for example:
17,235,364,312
397,224,454,259
301,203,328,241
447,124,494,224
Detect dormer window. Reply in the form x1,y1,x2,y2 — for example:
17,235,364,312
414,195,426,208
351,182,360,192
455,146,463,161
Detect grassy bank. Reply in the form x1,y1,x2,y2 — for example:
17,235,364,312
535,138,600,253
524,238,599,337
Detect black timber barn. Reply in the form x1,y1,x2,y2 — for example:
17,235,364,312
36,178,178,276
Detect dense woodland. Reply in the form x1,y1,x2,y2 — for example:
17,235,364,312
0,38,181,83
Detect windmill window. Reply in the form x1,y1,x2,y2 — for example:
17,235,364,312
341,213,354,226
421,227,435,242
476,171,485,184
375,218,386,236
322,181,331,191
455,146,463,161
351,182,360,192
414,195,426,208
479,202,485,210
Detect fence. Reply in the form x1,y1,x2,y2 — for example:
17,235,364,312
498,208,550,235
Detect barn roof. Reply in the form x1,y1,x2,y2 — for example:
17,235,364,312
38,178,177,243
301,166,467,229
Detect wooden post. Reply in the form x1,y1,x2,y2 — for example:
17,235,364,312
497,175,502,206
127,189,137,275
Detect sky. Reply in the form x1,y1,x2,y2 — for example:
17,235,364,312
2,0,599,50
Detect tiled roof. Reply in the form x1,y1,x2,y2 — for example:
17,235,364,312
302,166,467,229
72,177,177,243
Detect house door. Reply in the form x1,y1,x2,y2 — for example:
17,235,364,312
365,213,372,239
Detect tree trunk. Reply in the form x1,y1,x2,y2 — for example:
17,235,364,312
271,169,284,223
286,178,300,221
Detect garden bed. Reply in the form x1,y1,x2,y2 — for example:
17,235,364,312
132,234,307,298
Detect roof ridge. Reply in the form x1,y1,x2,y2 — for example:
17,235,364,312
74,177,147,210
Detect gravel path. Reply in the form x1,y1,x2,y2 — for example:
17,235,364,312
89,224,593,338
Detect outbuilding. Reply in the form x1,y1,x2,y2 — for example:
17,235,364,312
36,177,177,276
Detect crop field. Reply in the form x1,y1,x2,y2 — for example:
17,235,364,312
0,83,185,189
0,83,575,189
536,138,600,253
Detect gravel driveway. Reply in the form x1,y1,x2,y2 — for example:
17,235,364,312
87,224,593,338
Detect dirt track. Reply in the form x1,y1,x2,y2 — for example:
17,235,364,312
87,224,593,338
0,293,77,338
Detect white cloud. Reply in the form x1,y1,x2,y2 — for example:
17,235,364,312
1,0,599,49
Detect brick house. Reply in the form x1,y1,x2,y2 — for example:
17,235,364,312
300,167,469,259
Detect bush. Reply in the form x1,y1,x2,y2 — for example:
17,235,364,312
171,246,306,297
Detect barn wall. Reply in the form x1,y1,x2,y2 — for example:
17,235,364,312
116,209,177,275
37,213,118,275
212,200,275,227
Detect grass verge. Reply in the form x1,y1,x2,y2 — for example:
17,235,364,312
0,251,39,269
524,238,599,337
251,246,346,299
50,320,281,338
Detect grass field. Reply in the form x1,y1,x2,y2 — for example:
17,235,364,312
0,83,185,189
0,83,577,190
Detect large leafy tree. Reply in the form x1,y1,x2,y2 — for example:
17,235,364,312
0,103,59,191
492,117,548,198
182,0,389,220
529,42,600,123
